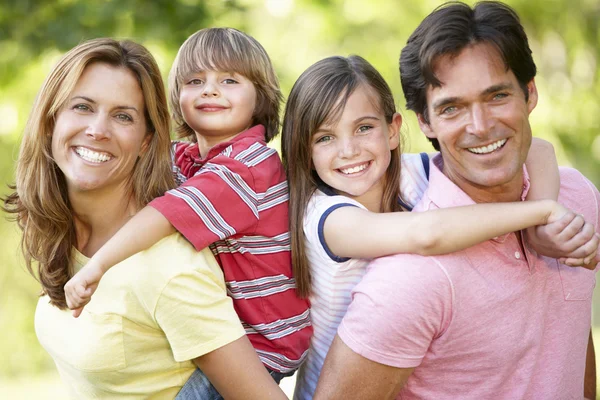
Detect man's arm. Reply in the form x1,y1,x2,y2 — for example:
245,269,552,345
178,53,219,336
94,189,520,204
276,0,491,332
585,329,596,400
314,335,414,400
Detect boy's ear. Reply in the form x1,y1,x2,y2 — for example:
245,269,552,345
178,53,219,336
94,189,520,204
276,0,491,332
388,112,402,150
417,113,435,139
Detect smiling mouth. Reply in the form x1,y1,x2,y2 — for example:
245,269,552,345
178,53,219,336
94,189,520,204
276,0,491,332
467,139,507,154
74,147,113,163
197,105,227,112
338,161,370,175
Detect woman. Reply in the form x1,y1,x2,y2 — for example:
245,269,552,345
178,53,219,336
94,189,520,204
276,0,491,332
3,38,286,399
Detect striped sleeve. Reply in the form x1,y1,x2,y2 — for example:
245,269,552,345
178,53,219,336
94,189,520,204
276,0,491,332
150,155,259,252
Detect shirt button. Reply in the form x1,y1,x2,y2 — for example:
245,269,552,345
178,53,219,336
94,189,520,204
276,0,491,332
515,251,521,259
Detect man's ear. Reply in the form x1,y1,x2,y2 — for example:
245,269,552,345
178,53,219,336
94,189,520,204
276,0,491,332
417,113,436,139
388,112,402,150
526,79,538,114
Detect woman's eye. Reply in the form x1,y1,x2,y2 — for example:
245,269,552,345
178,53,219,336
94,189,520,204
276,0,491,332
357,125,373,133
73,104,91,112
115,113,133,123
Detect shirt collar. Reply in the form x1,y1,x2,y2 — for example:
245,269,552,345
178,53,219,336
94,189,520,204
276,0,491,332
426,153,531,208
183,125,266,164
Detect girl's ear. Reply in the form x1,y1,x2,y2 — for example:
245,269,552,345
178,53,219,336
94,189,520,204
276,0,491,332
388,112,402,150
417,113,435,139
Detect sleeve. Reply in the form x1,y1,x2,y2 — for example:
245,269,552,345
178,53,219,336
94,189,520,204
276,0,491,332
150,156,259,251
337,255,453,368
400,153,431,209
304,193,366,263
154,258,246,362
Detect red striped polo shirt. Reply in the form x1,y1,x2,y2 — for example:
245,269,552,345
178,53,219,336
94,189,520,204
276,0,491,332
150,125,312,372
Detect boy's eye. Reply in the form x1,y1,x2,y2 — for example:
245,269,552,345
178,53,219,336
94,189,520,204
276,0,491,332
187,78,203,85
357,125,373,133
222,78,238,84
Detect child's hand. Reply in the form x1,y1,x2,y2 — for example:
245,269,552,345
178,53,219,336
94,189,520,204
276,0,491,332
527,204,599,269
64,259,105,318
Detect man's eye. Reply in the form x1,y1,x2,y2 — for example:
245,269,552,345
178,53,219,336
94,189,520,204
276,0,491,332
441,106,457,115
493,93,508,100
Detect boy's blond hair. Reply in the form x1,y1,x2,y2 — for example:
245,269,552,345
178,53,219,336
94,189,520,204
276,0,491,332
169,27,283,142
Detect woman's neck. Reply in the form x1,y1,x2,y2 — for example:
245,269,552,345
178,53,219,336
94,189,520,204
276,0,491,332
69,186,138,257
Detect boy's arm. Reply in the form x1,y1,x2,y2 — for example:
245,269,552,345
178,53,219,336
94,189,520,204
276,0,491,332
525,138,598,266
65,206,175,316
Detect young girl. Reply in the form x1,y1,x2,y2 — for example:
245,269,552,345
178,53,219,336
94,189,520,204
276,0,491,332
281,55,597,399
64,28,310,398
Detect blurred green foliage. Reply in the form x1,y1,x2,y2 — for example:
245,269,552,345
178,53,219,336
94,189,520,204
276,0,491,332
0,0,599,384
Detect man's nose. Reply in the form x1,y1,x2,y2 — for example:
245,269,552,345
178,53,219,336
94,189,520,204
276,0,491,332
466,104,493,136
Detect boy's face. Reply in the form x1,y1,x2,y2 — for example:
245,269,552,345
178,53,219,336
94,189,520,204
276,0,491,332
179,70,256,151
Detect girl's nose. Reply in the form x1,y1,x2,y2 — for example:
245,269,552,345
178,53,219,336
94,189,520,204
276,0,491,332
338,136,360,158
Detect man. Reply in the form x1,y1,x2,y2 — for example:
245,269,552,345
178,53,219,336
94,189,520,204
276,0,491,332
314,2,599,399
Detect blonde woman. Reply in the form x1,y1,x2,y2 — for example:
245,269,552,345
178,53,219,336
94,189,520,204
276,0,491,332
3,38,286,399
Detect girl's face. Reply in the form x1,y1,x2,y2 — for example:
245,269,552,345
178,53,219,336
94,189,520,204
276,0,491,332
311,85,401,211
179,70,256,151
51,63,150,197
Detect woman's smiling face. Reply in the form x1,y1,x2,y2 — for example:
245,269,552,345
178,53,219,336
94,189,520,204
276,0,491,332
51,62,150,196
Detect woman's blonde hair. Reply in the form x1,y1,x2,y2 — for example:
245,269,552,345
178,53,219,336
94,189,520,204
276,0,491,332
168,27,283,142
3,38,174,308
281,55,403,297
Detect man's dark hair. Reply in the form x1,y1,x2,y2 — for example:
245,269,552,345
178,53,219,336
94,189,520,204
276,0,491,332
400,1,536,150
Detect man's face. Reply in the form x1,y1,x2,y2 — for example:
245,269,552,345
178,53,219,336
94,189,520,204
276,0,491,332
418,43,538,202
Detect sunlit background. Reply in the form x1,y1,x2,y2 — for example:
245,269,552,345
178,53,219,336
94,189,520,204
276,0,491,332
1,0,599,397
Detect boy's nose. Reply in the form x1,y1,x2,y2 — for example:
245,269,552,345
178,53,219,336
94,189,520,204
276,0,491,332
201,82,219,97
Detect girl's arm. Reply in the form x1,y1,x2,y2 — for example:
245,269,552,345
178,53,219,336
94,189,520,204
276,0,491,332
65,206,175,316
194,336,288,400
323,199,567,259
524,137,560,202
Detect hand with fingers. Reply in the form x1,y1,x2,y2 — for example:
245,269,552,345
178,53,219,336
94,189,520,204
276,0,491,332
64,259,105,317
526,204,599,270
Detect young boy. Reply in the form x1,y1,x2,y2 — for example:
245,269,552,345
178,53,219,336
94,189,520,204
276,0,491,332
65,28,311,390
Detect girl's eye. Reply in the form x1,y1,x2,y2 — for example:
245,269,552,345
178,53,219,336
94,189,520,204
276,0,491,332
115,113,133,123
357,125,373,133
222,78,238,84
315,135,333,144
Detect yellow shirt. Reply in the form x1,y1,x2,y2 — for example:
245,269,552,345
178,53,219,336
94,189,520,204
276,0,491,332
35,233,245,399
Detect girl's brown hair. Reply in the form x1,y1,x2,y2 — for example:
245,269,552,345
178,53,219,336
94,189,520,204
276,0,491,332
168,27,283,142
2,38,174,308
281,55,403,297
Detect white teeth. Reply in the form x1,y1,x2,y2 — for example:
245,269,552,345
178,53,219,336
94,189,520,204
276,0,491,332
468,139,507,154
74,147,113,163
340,163,368,175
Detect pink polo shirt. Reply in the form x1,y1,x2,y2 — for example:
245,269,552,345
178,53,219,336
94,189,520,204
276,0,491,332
338,154,599,399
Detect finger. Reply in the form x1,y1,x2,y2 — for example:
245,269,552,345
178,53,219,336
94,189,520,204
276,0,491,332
563,257,585,267
75,283,90,298
555,214,586,243
72,306,84,318
561,222,597,257
546,211,578,235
